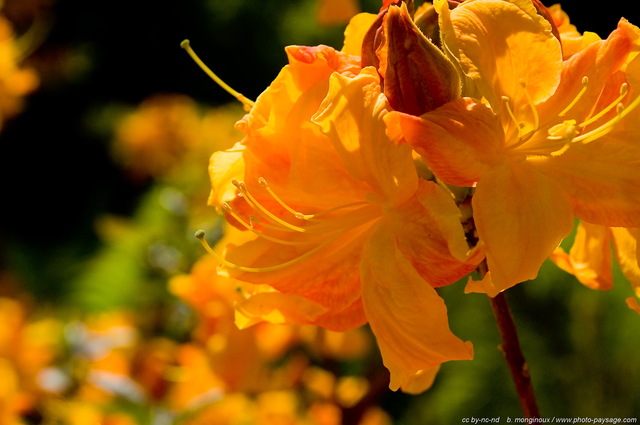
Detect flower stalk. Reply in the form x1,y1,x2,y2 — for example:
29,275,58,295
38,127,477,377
479,258,540,418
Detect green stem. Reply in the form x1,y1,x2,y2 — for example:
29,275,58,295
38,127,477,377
489,289,540,418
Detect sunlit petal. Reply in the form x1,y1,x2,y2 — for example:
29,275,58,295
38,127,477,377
473,161,574,291
361,226,473,393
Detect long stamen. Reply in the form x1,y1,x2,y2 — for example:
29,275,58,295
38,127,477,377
558,76,589,118
222,203,310,246
257,177,369,220
502,96,525,139
232,180,306,233
579,83,628,129
258,178,312,220
573,103,625,144
519,80,540,132
180,40,255,110
195,230,340,273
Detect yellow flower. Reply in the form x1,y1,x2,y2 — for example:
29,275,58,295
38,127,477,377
551,221,640,313
206,31,482,391
387,0,640,294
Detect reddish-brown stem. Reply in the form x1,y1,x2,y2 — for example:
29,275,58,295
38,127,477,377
489,291,541,418
465,201,540,417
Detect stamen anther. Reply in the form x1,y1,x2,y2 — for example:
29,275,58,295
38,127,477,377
231,179,306,232
180,39,255,111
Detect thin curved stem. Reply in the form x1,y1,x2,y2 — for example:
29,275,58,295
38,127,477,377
489,290,540,418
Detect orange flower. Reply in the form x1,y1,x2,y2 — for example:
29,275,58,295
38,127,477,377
206,27,482,391
387,0,640,295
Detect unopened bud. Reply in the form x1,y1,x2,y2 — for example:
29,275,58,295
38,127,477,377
377,3,461,116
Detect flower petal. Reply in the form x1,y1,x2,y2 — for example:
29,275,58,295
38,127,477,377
360,225,473,393
342,12,378,56
224,226,370,316
550,221,613,290
437,0,562,112
208,142,245,211
235,290,366,332
391,180,483,287
538,18,640,125
611,227,640,295
533,133,640,228
313,68,419,206
386,98,505,186
473,161,574,291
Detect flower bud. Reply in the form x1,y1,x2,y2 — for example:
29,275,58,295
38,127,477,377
374,2,461,116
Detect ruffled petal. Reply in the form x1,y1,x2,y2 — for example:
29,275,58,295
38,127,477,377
550,221,613,290
437,0,562,113
386,98,505,186
360,225,473,394
473,161,574,292
538,18,640,125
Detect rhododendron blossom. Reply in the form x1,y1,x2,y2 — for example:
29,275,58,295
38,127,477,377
203,34,483,391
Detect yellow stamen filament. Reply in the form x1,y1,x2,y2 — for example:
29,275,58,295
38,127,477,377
573,103,625,144
258,177,313,220
232,179,306,233
502,96,525,139
520,80,540,132
302,201,371,219
579,83,628,129
180,39,255,110
558,76,589,118
257,177,369,220
195,230,341,273
222,203,310,246
508,76,639,156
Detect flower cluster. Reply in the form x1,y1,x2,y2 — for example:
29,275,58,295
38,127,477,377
204,0,640,394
